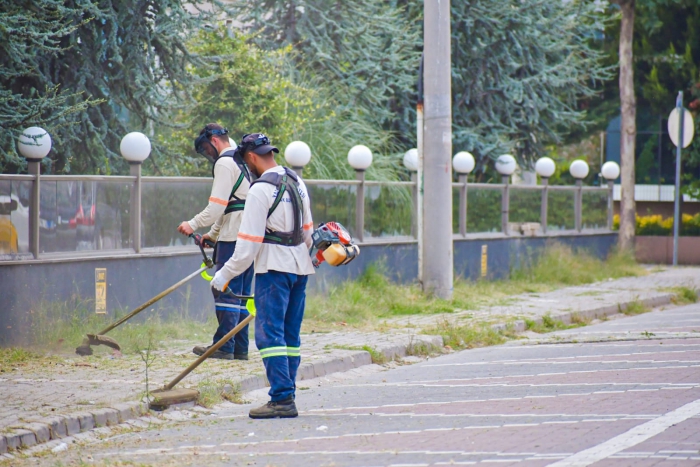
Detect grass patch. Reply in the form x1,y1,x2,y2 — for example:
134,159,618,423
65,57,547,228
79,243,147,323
24,295,215,355
425,319,507,350
362,345,387,364
197,378,244,408
620,300,650,316
304,244,645,330
524,313,588,333
670,286,698,305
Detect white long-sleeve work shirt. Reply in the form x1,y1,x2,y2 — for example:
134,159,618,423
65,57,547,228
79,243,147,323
187,146,250,242
217,166,315,281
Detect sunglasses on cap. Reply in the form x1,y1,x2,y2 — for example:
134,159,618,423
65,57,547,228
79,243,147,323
194,127,229,155
241,134,270,148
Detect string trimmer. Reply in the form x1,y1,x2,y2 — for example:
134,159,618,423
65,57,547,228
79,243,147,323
75,234,215,356
149,288,255,410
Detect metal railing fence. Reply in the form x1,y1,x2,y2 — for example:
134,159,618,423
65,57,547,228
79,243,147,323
0,172,613,260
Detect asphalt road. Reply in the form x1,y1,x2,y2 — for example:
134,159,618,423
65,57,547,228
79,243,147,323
22,303,700,466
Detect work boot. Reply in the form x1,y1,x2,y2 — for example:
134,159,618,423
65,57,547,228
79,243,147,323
234,353,249,361
192,345,234,360
249,397,298,419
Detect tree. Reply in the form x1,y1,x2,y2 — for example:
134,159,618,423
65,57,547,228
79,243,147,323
0,0,220,175
224,0,422,158
449,0,612,169
0,1,97,172
612,0,637,253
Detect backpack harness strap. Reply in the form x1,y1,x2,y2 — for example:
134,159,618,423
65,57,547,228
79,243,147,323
213,149,252,214
250,167,304,247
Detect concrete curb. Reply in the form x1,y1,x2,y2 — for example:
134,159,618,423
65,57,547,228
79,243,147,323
490,292,676,334
0,402,149,455
0,334,443,454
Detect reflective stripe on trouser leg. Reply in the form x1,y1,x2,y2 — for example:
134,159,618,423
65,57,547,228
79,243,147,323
255,271,308,402
211,242,253,355
259,346,289,358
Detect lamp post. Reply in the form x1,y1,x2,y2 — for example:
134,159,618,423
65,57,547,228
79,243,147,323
496,155,517,235
569,160,590,232
404,148,419,238
348,145,373,242
535,157,556,234
601,161,621,230
284,141,312,177
120,132,151,253
453,151,475,237
17,127,52,258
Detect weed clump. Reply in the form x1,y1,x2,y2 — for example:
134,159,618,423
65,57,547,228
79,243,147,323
670,286,698,305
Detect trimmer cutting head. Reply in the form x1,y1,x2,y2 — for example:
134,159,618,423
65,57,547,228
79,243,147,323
149,388,200,411
74,334,122,356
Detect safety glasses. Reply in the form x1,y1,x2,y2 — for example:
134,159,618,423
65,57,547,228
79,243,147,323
242,134,270,148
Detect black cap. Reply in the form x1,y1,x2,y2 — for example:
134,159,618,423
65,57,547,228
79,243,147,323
241,133,279,155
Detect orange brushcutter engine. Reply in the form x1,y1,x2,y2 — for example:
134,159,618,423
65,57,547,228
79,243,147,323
310,222,360,268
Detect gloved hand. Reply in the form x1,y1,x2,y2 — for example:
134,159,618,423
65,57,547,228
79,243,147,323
210,270,231,292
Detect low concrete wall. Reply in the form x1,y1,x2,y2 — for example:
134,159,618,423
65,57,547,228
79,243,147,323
0,232,617,346
635,236,700,264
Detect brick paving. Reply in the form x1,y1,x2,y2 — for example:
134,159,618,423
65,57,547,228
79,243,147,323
2,267,700,461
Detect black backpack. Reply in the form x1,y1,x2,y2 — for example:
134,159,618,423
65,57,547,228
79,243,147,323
213,148,252,214
250,167,304,246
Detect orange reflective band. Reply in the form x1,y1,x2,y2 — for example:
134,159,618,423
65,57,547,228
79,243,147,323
303,222,314,231
209,196,228,206
238,232,264,243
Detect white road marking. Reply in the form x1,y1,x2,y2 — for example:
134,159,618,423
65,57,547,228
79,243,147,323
548,398,700,467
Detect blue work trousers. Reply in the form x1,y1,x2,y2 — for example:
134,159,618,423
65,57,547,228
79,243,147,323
254,270,309,401
211,241,254,355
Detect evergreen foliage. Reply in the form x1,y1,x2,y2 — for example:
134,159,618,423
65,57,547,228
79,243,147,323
0,0,220,174
448,0,611,167
230,0,610,170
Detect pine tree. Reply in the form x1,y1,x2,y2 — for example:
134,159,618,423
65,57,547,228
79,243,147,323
226,0,422,149
449,0,611,167
0,0,220,174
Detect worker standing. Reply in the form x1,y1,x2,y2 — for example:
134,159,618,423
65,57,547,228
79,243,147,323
177,123,254,361
211,133,315,419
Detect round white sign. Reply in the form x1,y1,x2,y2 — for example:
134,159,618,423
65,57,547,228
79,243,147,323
667,108,695,148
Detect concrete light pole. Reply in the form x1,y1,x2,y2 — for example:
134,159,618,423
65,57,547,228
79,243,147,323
422,0,453,299
348,145,373,243
120,132,151,253
17,127,52,258
535,157,556,234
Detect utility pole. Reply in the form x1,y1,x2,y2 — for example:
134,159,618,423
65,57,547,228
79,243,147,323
422,0,453,299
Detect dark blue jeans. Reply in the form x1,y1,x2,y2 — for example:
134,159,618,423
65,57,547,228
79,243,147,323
254,271,308,401
211,241,254,355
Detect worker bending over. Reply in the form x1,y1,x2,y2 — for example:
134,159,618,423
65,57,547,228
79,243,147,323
211,133,314,419
178,123,254,360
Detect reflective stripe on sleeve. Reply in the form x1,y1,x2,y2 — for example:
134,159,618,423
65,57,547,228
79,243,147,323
209,196,228,206
238,232,264,243
286,346,301,357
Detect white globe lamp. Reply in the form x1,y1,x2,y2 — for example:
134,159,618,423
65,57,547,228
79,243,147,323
284,141,312,169
535,157,556,179
601,161,620,180
403,148,418,172
18,127,52,160
120,132,151,164
348,145,373,171
496,154,517,177
453,151,475,174
569,160,590,180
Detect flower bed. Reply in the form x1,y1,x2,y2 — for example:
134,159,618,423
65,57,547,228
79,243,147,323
613,213,700,236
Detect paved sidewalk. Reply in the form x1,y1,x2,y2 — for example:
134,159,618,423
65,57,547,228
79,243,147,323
1,266,699,454
387,266,700,331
